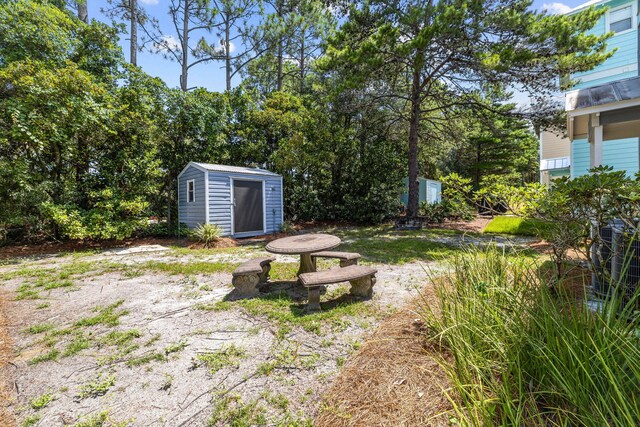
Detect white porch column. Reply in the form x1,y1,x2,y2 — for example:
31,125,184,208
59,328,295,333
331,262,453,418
589,113,603,168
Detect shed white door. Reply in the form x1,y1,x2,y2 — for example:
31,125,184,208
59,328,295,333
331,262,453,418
233,180,264,233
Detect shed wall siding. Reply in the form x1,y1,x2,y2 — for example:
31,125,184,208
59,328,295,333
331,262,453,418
207,172,283,236
178,166,206,228
208,173,233,236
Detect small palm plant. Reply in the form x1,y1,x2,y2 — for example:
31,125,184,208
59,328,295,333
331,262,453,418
191,223,221,248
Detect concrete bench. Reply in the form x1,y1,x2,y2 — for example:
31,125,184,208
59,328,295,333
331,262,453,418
232,257,275,297
299,265,377,311
311,251,361,268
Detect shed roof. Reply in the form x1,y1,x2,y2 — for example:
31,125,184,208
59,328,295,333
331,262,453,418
186,162,281,177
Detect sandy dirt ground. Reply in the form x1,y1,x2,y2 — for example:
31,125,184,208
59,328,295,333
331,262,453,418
0,245,444,426
0,229,534,427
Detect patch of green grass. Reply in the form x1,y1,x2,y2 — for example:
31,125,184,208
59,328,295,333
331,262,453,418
164,340,188,355
22,414,41,427
198,291,377,336
483,216,550,237
63,333,91,357
77,373,116,399
99,329,141,348
40,278,74,290
30,392,55,410
36,302,50,309
260,390,289,411
122,269,144,279
74,299,128,328
126,351,166,367
27,323,56,334
15,284,40,300
198,344,246,374
209,394,267,427
73,411,109,427
140,261,237,275
29,349,59,365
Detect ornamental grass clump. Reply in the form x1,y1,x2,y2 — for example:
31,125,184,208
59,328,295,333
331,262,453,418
421,245,640,426
191,223,222,248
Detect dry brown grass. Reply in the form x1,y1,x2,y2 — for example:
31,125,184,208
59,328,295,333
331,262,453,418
316,294,453,427
0,291,16,427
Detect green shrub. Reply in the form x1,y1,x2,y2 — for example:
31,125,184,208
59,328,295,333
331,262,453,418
191,223,222,248
418,201,447,223
41,190,148,241
422,245,640,426
279,220,296,234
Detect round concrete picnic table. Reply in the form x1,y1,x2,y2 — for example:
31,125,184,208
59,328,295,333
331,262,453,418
265,233,341,276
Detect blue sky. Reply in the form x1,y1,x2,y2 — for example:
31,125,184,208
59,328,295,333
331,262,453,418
87,0,595,96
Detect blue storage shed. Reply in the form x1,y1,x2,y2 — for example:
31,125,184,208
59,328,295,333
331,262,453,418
400,177,442,207
178,162,284,238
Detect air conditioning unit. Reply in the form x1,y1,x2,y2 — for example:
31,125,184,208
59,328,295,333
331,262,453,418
611,226,640,302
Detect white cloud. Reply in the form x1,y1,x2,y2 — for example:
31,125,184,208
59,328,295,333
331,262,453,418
140,0,159,5
153,35,181,53
543,2,572,14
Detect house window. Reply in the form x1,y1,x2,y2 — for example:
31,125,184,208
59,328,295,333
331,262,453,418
609,5,633,33
187,180,195,203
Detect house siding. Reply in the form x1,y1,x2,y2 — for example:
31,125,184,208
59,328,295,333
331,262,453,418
572,0,638,89
571,138,639,178
571,139,591,178
602,138,640,176
178,166,206,228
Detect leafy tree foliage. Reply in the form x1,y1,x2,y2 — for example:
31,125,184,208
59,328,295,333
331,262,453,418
0,0,618,241
324,0,612,217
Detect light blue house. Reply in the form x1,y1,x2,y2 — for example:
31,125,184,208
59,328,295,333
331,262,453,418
561,0,640,177
400,177,442,207
178,162,284,238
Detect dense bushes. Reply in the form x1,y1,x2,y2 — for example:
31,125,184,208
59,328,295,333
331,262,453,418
423,245,640,426
0,1,405,243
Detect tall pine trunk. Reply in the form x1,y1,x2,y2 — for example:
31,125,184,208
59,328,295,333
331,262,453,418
130,0,137,65
225,18,231,91
299,32,305,93
77,0,88,23
276,0,283,91
180,2,189,91
406,58,422,219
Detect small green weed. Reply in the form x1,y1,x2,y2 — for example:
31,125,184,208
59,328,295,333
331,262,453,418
63,333,92,357
197,344,246,374
77,373,116,399
74,300,128,328
126,351,166,367
30,392,55,410
22,415,41,427
164,340,188,355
